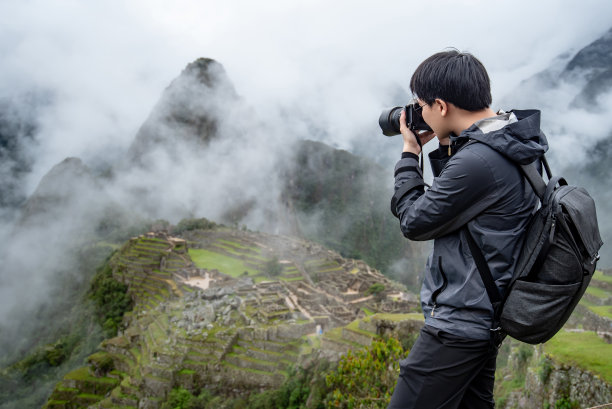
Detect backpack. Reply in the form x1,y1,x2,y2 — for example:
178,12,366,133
465,156,603,345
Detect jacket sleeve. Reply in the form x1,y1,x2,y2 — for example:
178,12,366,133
392,147,499,241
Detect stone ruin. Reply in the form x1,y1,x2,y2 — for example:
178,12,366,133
44,228,422,409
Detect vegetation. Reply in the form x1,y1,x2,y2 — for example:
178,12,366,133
593,270,612,284
157,337,408,409
174,217,217,234
189,248,252,277
547,397,580,409
585,286,611,299
544,331,612,384
89,255,133,336
494,341,535,407
161,387,213,409
8,335,80,381
160,364,329,409
324,337,406,408
264,257,284,277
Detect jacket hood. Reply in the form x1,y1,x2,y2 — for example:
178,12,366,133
453,109,549,165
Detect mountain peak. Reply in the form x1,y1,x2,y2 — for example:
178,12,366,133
564,27,612,78
126,57,241,163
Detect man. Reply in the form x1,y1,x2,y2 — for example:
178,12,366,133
387,50,548,408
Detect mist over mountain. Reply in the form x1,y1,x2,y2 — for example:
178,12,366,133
500,26,612,264
0,55,422,380
0,91,50,219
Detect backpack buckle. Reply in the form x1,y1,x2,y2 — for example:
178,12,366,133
591,253,600,264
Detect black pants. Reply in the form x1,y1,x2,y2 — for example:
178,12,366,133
387,325,498,409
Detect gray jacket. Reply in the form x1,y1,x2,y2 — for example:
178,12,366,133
392,109,548,340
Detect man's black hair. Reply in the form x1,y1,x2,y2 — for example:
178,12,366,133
410,50,491,111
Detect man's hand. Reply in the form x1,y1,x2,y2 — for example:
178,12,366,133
400,109,435,155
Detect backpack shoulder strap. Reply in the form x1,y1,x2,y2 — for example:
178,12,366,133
520,163,546,199
464,229,502,318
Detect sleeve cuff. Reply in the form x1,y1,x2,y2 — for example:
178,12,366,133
401,152,419,161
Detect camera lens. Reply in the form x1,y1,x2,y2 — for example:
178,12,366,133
378,106,403,136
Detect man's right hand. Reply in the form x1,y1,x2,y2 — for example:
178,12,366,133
400,109,435,155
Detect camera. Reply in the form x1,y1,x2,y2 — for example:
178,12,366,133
379,102,432,136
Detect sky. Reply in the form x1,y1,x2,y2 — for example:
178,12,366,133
1,0,612,364
1,0,612,194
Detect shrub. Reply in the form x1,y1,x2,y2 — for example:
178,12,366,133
89,258,132,337
366,283,385,296
324,337,406,408
161,387,213,409
264,257,283,277
554,397,579,409
538,355,554,384
175,218,217,234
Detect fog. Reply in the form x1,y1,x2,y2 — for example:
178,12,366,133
1,0,612,365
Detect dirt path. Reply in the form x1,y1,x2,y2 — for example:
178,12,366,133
183,272,213,290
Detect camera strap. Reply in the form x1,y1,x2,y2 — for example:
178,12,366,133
412,132,425,176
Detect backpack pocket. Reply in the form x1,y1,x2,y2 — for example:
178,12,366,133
500,279,581,344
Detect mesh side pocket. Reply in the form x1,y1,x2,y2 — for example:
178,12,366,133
536,221,583,284
500,280,581,344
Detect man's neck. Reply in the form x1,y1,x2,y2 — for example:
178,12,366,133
452,107,497,136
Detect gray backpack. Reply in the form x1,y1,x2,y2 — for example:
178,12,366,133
466,156,603,345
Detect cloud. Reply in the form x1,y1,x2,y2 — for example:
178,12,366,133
1,1,611,186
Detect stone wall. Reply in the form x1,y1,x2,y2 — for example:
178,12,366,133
500,344,612,409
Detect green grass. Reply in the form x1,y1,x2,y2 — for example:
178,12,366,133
188,248,253,277
64,367,118,384
218,239,260,252
346,319,377,337
585,285,611,299
367,313,424,322
322,327,363,349
361,307,375,316
588,305,612,320
593,270,612,284
221,361,276,376
544,331,612,384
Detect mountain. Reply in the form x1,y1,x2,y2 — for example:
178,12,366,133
0,57,425,408
501,26,612,266
41,227,422,408
126,58,244,164
563,27,612,109
0,91,50,214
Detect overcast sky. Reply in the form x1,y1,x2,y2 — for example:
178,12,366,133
1,0,611,192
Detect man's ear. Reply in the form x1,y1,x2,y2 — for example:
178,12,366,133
434,98,449,117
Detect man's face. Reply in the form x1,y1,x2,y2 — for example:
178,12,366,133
418,98,450,140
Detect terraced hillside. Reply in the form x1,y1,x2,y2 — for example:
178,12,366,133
563,269,612,336
581,270,612,324
43,228,420,409
495,269,612,408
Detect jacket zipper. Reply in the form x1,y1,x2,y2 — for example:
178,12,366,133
430,257,448,317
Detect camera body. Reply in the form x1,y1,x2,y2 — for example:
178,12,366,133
379,103,432,136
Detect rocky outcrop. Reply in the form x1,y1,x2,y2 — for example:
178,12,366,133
127,58,244,163
498,341,612,409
